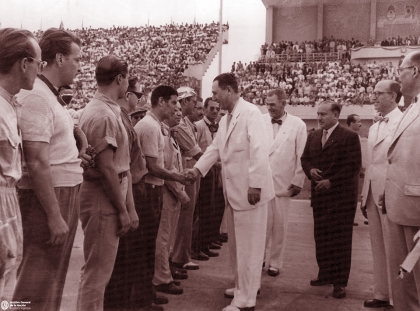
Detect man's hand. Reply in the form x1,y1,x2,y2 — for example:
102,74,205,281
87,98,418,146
47,213,69,245
182,168,199,185
310,168,323,181
314,179,331,192
127,207,139,231
248,187,261,205
117,210,131,237
79,152,92,170
178,191,190,206
0,238,11,279
360,197,368,219
378,194,384,207
287,184,302,197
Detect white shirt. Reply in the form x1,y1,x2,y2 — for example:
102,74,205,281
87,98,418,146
324,121,340,141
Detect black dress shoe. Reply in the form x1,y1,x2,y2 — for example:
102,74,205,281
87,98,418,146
191,251,210,261
155,282,183,295
209,242,222,250
267,267,280,277
172,270,188,280
202,248,219,257
213,240,223,246
239,307,255,311
310,278,330,286
332,286,346,299
154,294,169,305
364,299,391,308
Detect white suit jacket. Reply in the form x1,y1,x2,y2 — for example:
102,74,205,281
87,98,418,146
361,107,402,207
263,113,307,197
194,98,275,211
385,98,420,226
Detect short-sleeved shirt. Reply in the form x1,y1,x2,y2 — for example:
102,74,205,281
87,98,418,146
176,117,201,158
134,112,165,186
0,86,22,187
17,78,83,188
79,92,130,178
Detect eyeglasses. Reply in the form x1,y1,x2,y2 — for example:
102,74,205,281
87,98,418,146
209,107,220,112
397,66,415,74
372,91,392,97
27,57,47,71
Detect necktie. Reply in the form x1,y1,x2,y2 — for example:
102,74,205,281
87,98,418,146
373,115,389,123
271,118,282,125
321,130,328,147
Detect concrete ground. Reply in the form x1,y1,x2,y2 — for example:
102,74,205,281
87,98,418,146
61,200,383,311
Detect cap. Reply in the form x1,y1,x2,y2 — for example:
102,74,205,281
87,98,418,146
129,107,148,116
177,86,197,100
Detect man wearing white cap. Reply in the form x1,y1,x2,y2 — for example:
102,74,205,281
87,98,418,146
171,87,203,271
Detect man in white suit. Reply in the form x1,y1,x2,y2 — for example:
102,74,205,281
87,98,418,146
185,73,274,311
263,89,307,277
360,80,402,309
383,51,420,310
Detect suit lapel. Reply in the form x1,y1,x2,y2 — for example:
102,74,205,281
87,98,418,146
223,99,243,150
322,124,341,151
391,105,420,146
269,115,291,155
374,118,398,147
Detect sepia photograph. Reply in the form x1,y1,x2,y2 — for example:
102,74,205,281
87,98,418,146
0,0,420,310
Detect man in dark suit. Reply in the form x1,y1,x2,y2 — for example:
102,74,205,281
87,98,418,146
301,101,361,299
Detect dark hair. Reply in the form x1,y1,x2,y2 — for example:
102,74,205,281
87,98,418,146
346,114,359,126
95,55,128,86
197,96,203,103
204,97,214,108
322,100,342,116
267,88,287,101
127,76,139,92
151,85,178,108
39,28,81,64
213,73,238,93
0,28,36,74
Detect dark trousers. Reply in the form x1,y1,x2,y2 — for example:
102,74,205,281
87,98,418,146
13,185,80,311
130,182,162,308
194,170,216,251
312,203,356,287
104,183,143,310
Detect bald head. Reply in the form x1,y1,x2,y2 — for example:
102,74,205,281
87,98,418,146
399,51,420,97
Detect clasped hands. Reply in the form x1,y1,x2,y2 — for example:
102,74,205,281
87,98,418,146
180,167,200,185
310,168,331,192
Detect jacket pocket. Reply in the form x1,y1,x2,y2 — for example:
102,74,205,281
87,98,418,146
403,184,420,196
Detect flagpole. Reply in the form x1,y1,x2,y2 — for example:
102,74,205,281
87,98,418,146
218,0,223,74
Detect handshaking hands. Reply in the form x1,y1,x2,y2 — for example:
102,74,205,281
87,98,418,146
180,167,200,185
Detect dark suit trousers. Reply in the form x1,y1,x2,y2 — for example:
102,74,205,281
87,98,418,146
130,182,162,308
312,202,356,287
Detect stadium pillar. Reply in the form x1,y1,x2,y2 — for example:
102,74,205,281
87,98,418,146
317,3,323,41
370,0,377,42
265,6,273,44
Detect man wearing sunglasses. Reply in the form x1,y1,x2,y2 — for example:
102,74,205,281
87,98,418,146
383,51,420,311
13,28,88,311
0,27,41,302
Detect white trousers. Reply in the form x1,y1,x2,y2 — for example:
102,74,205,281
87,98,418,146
227,203,267,309
264,196,291,270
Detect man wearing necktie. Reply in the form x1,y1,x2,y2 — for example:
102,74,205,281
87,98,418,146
263,89,307,277
383,51,420,311
301,101,361,299
195,98,224,259
360,80,402,309
185,73,274,311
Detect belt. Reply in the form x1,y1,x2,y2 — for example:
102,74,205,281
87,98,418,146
84,170,128,182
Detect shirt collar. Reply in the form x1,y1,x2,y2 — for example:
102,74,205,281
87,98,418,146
0,85,19,108
94,92,121,114
203,116,216,125
325,121,339,134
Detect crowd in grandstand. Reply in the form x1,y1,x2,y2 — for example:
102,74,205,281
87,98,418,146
380,35,420,46
34,22,228,109
232,58,399,107
259,36,364,62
